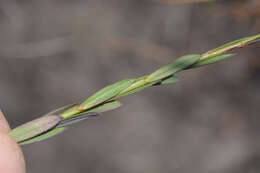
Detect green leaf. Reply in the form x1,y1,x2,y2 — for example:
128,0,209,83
9,115,61,143
191,54,234,68
147,54,201,82
200,34,260,61
18,127,66,145
78,79,134,111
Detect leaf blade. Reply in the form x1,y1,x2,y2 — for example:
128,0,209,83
18,127,66,145
199,34,260,62
9,115,61,143
78,79,134,111
147,54,201,82
191,54,235,68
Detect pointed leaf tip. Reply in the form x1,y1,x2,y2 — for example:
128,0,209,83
201,34,260,61
191,54,235,68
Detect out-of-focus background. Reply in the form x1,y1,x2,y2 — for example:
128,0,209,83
0,0,260,172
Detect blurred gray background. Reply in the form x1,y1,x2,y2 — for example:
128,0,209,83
0,0,260,172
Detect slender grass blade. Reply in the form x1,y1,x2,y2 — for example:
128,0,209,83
200,34,260,61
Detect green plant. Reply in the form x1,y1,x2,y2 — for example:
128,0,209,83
9,34,260,145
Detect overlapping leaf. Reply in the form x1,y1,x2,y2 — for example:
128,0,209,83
8,34,260,145
147,54,201,82
9,115,61,143
78,79,134,111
